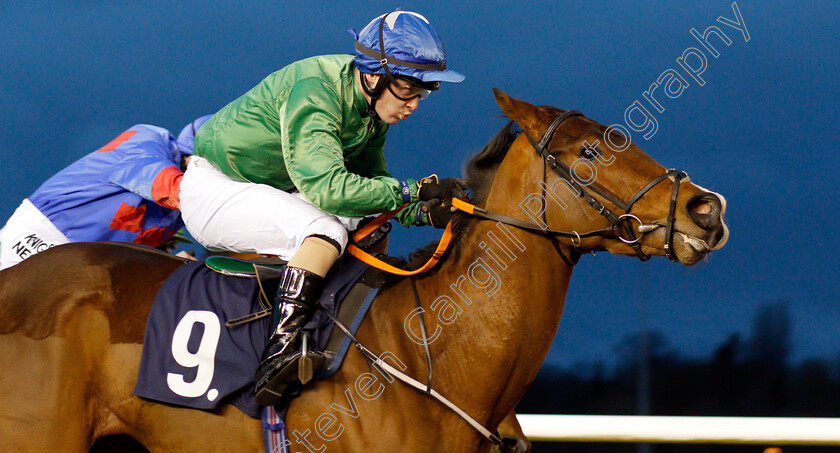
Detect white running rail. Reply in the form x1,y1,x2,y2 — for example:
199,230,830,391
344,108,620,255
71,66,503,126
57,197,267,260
518,414,840,445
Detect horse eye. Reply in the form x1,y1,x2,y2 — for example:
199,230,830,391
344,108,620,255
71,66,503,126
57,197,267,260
580,147,600,160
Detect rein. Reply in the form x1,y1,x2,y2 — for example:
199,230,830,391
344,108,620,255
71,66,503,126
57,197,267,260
345,208,455,275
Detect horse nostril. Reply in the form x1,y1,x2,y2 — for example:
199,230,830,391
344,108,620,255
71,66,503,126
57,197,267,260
690,199,713,216
687,194,721,230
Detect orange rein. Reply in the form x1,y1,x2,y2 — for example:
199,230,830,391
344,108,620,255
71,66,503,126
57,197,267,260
345,200,472,276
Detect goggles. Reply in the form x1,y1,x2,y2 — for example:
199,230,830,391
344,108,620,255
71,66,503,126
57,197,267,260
387,78,434,101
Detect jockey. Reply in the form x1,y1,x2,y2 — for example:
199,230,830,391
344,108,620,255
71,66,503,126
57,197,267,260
0,115,212,270
178,10,467,405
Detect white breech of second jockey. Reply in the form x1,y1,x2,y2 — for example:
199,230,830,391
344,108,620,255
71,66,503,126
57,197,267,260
0,199,70,270
179,156,364,260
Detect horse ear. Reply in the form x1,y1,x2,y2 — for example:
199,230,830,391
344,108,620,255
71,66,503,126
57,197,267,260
492,88,547,135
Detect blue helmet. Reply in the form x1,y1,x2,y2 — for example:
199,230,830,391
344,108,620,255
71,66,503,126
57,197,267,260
351,11,465,84
176,114,213,155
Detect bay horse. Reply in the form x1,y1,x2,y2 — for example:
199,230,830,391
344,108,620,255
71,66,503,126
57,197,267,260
0,89,727,452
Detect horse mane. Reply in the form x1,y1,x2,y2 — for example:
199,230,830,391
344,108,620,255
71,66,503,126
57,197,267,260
465,119,522,206
405,119,521,272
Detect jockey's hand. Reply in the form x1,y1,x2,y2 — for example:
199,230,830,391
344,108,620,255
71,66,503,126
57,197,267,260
419,198,458,228
418,174,468,203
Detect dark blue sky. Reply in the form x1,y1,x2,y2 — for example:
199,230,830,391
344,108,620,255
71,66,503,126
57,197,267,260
1,2,837,369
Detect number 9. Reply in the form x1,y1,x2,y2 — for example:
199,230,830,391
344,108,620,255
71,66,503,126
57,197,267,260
167,310,221,398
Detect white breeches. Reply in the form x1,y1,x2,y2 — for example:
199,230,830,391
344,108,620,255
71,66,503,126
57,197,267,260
179,156,364,260
0,199,70,270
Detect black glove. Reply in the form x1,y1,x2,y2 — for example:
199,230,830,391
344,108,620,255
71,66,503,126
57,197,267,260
417,174,468,202
419,199,457,228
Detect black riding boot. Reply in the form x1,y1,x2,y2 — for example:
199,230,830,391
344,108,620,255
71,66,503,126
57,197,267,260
254,265,324,406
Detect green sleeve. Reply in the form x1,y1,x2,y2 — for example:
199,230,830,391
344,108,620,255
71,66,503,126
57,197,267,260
279,78,414,217
394,201,431,228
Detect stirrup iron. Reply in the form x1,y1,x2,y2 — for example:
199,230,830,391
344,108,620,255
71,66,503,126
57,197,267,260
299,331,313,384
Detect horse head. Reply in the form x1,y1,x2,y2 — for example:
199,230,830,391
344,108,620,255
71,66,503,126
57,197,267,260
478,89,728,266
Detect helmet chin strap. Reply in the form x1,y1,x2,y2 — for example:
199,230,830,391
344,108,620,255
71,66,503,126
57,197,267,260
361,72,388,118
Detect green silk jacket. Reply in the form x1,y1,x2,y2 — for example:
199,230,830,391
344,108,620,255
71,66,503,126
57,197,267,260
194,54,424,226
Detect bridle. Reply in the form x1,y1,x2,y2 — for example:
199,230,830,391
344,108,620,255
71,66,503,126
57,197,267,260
458,109,689,263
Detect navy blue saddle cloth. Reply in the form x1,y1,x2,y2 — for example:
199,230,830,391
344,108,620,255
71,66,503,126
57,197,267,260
133,255,379,418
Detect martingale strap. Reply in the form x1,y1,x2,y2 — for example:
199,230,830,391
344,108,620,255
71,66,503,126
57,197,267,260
343,208,502,445
322,309,504,447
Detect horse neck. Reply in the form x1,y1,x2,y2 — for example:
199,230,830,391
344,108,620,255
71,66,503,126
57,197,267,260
454,222,571,391
419,147,576,425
